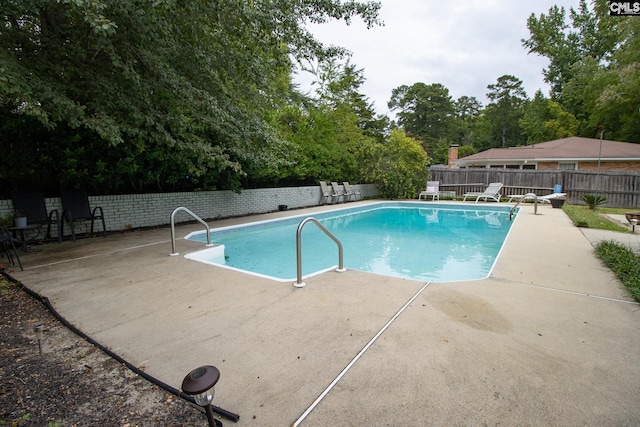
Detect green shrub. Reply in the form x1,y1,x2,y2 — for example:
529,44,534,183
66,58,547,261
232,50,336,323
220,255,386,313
365,129,430,199
580,194,607,209
594,240,640,301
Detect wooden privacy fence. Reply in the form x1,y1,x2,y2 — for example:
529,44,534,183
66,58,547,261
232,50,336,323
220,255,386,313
429,169,640,208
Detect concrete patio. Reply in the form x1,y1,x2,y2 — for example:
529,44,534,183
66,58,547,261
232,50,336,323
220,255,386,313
7,201,640,426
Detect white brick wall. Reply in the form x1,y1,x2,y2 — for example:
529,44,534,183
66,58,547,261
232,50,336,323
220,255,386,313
0,184,377,239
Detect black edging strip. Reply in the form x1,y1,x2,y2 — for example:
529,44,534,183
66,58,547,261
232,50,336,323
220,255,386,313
1,270,239,423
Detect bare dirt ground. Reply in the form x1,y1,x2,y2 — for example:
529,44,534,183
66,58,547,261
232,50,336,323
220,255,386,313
0,270,206,426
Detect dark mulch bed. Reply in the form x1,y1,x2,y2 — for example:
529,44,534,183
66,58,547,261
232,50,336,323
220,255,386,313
0,271,206,426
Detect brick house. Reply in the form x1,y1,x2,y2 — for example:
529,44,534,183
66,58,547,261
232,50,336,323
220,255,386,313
453,137,640,172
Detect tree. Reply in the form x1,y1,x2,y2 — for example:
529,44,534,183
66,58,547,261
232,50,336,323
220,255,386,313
520,90,578,144
0,0,382,193
522,0,640,142
468,113,494,152
453,96,482,146
522,0,618,99
361,129,430,199
458,145,476,159
310,58,388,142
268,58,385,186
587,17,640,142
485,75,528,148
561,57,608,137
388,82,456,152
544,101,580,139
552,10,640,142
519,91,556,144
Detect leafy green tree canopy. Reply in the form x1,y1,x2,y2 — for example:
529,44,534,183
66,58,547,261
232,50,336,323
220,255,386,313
520,90,578,144
1,0,382,193
522,0,618,99
525,0,639,142
484,75,528,148
362,129,430,199
453,96,482,146
388,82,455,147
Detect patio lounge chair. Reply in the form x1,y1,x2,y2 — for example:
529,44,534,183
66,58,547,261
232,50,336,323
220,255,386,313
462,182,503,203
507,184,566,204
61,189,107,241
0,226,23,270
319,181,337,204
342,182,362,201
331,182,345,203
419,181,440,201
12,190,63,242
538,184,566,203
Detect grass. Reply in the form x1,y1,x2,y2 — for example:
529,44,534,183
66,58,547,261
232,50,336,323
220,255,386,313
597,206,639,215
561,204,631,232
562,203,640,302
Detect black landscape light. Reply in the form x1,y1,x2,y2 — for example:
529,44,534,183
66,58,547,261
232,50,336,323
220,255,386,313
182,365,223,427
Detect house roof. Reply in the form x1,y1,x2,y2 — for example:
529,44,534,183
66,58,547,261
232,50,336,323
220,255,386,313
457,137,640,165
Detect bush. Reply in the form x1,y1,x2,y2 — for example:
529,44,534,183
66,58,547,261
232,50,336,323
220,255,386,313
580,194,607,209
364,129,430,199
594,240,640,302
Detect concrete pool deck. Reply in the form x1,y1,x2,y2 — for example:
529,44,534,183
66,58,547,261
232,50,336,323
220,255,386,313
7,201,640,426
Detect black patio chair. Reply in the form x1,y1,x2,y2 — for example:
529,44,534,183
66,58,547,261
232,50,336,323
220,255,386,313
12,190,63,242
61,189,107,241
0,226,23,271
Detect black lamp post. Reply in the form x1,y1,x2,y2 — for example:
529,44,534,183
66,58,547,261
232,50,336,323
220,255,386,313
33,325,44,355
182,365,223,427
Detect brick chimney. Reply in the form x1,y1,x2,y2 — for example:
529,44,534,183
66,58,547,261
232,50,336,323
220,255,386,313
448,144,459,168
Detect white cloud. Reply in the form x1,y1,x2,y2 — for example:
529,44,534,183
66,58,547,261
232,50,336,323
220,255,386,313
294,0,579,116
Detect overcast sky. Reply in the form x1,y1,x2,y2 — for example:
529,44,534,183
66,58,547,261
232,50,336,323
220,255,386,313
294,0,579,117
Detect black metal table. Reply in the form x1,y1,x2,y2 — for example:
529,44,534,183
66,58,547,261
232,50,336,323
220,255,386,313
8,224,41,251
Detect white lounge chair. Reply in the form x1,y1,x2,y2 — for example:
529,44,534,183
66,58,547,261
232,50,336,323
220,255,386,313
342,182,362,201
538,184,566,203
419,181,440,201
508,184,566,204
463,182,503,203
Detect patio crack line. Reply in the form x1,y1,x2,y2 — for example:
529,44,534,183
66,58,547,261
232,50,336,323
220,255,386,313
292,281,433,427
22,240,171,270
492,277,640,305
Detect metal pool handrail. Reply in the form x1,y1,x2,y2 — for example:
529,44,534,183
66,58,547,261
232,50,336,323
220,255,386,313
509,193,538,220
294,217,346,288
169,207,212,256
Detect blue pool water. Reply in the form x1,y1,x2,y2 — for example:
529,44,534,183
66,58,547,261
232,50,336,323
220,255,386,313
185,202,516,282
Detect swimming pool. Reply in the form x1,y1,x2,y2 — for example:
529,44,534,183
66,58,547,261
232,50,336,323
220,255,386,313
185,202,516,283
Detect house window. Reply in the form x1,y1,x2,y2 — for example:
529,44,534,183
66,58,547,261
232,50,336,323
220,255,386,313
522,164,536,170
559,162,577,170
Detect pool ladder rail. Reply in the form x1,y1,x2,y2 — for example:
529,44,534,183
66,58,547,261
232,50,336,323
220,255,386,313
169,207,213,256
294,217,346,288
509,193,539,220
